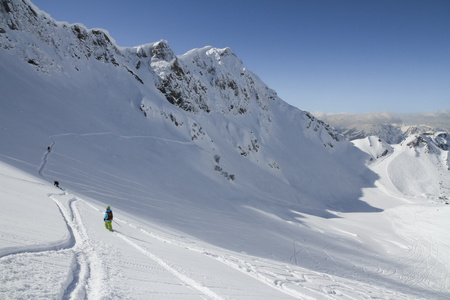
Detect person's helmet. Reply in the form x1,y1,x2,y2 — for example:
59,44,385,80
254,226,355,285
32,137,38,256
106,206,110,209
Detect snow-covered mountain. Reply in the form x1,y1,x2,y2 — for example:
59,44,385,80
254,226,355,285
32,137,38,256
1,1,450,299
353,132,449,203
340,123,443,144
0,0,366,215
339,123,405,144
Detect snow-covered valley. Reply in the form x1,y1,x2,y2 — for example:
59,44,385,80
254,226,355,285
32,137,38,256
1,0,449,299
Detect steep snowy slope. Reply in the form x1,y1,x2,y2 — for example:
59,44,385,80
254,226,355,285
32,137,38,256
352,136,394,163
354,133,449,203
389,133,449,201
0,0,377,220
1,1,450,299
354,132,449,203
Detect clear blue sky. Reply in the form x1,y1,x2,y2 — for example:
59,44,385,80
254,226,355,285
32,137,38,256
31,0,450,114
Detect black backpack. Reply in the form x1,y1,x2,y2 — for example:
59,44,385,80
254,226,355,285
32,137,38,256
106,210,113,220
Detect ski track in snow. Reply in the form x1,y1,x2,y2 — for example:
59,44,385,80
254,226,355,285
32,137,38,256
0,168,378,300
116,233,225,300
1,188,300,299
63,195,306,299
387,207,450,292
3,142,298,299
0,183,73,259
116,219,419,300
1,191,440,300
2,135,447,299
38,137,55,178
37,132,194,183
51,132,196,145
50,195,91,299
1,140,107,299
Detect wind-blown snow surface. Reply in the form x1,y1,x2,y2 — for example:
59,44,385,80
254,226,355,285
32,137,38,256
1,0,450,298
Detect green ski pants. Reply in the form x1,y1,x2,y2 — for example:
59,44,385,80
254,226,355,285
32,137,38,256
105,220,113,232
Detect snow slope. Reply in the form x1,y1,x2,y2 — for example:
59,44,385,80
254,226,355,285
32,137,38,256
2,160,449,299
1,0,450,298
352,136,394,162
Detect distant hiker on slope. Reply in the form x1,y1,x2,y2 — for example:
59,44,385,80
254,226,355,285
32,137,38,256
104,206,113,232
54,181,59,188
47,146,51,152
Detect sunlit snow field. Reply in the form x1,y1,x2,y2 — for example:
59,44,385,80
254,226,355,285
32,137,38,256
1,132,449,299
1,1,450,298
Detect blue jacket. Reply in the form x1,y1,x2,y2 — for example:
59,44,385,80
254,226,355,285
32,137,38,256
104,209,113,221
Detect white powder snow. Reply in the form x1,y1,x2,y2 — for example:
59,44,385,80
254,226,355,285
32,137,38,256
1,1,449,298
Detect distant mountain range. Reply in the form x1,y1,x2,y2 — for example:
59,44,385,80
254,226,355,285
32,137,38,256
339,123,440,144
315,111,450,144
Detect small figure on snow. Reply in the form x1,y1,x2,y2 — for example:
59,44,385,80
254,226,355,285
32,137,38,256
47,146,51,152
54,181,59,188
104,206,113,232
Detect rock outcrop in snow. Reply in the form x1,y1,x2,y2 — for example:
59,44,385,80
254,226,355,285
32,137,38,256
403,132,449,156
0,0,376,216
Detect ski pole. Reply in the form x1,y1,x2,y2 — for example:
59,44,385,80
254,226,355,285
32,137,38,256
114,220,122,227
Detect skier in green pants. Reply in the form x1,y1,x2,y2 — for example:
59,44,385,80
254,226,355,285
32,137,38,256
104,206,113,232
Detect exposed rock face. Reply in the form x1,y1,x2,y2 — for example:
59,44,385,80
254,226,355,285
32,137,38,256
1,0,346,152
405,132,449,154
148,41,210,113
1,0,355,188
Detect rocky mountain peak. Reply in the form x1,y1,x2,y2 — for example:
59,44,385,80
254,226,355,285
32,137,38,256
404,132,449,154
150,40,175,62
0,0,38,31
1,0,348,157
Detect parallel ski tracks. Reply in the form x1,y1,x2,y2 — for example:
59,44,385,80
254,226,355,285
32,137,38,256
35,135,287,299
0,193,94,299
2,181,432,299
49,195,95,300
7,133,442,299
50,193,299,299
116,233,225,300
